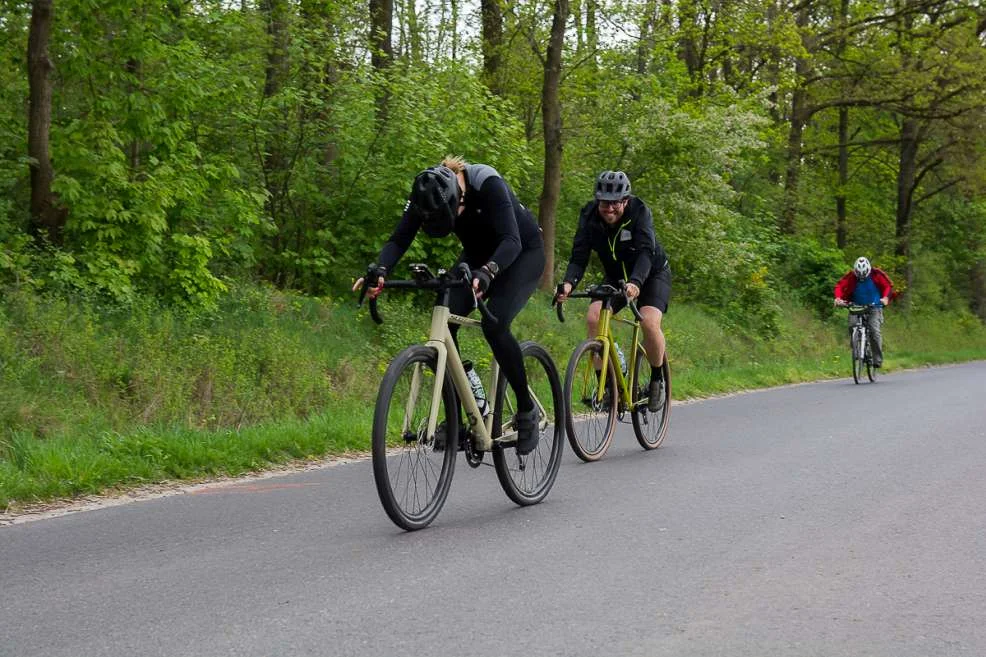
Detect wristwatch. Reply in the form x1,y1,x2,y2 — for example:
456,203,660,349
484,261,500,277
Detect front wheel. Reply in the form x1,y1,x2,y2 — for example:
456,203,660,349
371,345,458,531
851,328,863,385
866,341,877,383
563,338,618,461
631,344,671,450
491,341,565,506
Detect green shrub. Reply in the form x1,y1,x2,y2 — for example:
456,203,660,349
772,237,847,319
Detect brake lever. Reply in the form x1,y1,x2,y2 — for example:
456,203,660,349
618,280,644,322
555,297,565,323
369,296,383,324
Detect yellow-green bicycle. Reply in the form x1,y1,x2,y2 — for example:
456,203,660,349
555,283,671,461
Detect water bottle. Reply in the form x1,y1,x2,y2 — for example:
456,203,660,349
462,360,491,417
614,343,628,377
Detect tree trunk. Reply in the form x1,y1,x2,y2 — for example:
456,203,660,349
262,0,290,97
27,0,63,245
126,57,142,172
636,0,658,75
538,0,569,290
835,105,849,249
969,260,986,322
449,0,459,61
585,0,597,59
260,0,291,285
835,0,849,249
480,0,504,94
780,7,812,235
780,81,807,234
895,117,919,293
677,0,700,84
369,0,392,70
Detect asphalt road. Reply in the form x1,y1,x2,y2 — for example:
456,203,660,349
2,362,985,657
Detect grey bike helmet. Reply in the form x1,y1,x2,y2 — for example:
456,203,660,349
853,256,871,279
595,170,631,201
409,166,460,237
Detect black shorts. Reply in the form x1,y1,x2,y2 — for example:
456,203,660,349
607,265,671,314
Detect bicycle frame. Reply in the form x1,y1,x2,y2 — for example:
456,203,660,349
591,304,646,410
395,284,550,454
418,305,501,451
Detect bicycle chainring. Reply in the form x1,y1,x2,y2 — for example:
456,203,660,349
463,433,485,468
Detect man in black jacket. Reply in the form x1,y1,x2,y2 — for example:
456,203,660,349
555,171,671,411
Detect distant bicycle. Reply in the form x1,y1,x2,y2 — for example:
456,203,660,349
843,302,883,384
554,282,671,461
359,263,564,531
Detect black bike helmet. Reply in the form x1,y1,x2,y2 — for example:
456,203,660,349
409,166,460,237
594,170,631,201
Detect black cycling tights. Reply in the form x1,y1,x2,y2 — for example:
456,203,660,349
449,248,546,413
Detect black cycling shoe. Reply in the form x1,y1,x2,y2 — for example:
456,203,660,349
647,378,665,413
514,407,540,456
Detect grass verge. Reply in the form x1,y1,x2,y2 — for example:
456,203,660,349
2,285,985,511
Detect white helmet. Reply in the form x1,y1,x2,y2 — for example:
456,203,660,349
853,256,871,279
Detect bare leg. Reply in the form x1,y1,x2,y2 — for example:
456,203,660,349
585,300,602,339
639,306,666,368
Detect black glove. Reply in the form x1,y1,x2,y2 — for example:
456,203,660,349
366,263,387,286
552,282,567,306
474,265,495,295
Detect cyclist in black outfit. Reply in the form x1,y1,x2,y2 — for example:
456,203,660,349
354,157,545,454
555,170,671,411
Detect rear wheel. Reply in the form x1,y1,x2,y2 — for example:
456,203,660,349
492,341,564,506
371,345,457,531
563,339,618,462
631,345,671,450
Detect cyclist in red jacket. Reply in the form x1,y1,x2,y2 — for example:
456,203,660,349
834,257,893,368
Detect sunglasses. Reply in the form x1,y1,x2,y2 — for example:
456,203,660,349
598,199,625,208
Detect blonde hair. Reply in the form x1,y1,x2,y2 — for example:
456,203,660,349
441,156,468,173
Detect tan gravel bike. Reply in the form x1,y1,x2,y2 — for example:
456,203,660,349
359,263,564,531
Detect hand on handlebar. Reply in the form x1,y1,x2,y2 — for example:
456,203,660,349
625,282,640,300
353,264,387,301
834,298,848,307
553,281,573,304
472,265,494,300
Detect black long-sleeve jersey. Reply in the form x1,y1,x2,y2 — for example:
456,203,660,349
378,164,543,272
562,197,669,289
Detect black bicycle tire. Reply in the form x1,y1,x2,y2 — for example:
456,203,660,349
851,328,862,384
866,338,877,382
563,338,618,462
371,345,458,531
631,344,671,450
491,341,565,506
